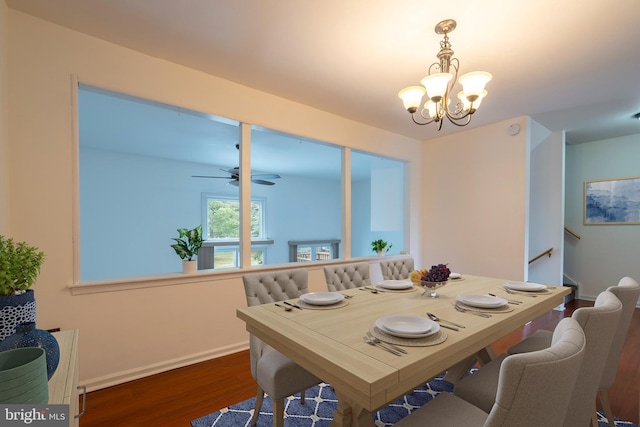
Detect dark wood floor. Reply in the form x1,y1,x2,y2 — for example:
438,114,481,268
79,299,640,426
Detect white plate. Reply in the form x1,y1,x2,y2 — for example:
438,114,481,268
378,322,440,338
375,315,435,335
299,292,345,306
376,280,413,290
456,294,507,308
449,273,462,279
503,281,548,292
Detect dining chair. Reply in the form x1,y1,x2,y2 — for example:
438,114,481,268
595,277,640,426
242,269,321,427
456,290,622,427
379,257,414,280
393,317,586,427
323,262,371,291
507,277,640,426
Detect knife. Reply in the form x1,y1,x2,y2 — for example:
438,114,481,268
437,323,459,331
283,301,303,310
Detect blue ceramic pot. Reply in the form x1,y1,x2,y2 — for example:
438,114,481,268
0,322,59,380
0,290,37,341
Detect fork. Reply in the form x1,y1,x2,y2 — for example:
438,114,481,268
366,332,407,354
363,336,402,355
455,304,492,318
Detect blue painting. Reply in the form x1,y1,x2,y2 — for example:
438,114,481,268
585,176,640,224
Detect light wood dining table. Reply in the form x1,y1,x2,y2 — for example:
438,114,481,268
237,274,570,427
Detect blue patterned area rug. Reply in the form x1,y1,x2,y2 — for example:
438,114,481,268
191,374,638,427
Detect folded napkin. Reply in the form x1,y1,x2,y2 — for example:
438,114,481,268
369,326,447,347
453,301,514,314
295,299,349,310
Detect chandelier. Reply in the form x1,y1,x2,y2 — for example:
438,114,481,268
398,19,492,130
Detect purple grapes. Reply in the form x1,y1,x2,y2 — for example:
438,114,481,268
421,263,450,282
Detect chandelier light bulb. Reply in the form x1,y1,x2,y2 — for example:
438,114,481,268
459,71,492,102
424,100,438,119
398,86,426,113
420,73,453,102
458,90,487,112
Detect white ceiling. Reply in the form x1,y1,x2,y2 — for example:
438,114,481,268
7,0,640,144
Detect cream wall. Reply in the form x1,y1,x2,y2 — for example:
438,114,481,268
0,1,9,234
527,120,565,286
422,117,530,281
6,11,424,390
6,9,541,391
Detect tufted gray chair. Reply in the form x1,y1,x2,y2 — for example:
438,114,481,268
459,290,621,427
242,269,321,427
379,257,414,280
323,262,371,291
393,317,586,427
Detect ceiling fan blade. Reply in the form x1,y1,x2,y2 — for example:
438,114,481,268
222,167,240,175
192,175,231,179
228,180,240,187
251,179,276,186
251,174,281,180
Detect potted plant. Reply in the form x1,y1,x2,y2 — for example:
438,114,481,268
371,239,392,256
0,236,45,342
170,225,204,273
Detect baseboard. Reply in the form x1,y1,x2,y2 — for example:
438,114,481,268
82,342,249,392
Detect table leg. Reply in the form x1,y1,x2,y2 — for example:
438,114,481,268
331,390,375,427
476,345,496,365
442,354,477,384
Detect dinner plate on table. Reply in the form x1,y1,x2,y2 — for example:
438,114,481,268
503,281,548,292
456,294,507,308
299,292,345,306
375,315,439,338
376,280,413,290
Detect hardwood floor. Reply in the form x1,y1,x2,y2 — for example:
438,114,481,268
79,299,640,426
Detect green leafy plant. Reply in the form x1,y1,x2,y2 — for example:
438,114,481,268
170,225,204,261
371,239,392,253
0,236,45,296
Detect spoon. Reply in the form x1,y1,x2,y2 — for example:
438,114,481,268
426,312,465,328
275,303,292,311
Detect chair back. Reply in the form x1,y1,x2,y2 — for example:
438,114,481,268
323,262,371,291
243,268,309,306
485,317,586,427
600,276,640,391
379,257,414,280
561,290,622,426
242,269,309,377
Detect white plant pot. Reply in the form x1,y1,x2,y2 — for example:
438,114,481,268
182,260,197,274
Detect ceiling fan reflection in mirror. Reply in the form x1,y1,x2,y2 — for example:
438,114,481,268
193,167,281,186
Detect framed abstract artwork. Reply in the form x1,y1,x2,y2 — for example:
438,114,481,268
584,176,640,225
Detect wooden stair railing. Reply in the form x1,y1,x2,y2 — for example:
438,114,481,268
564,227,581,239
529,247,553,264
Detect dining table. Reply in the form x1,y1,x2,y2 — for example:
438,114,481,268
236,274,570,427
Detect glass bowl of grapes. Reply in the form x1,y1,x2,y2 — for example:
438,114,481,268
410,263,451,298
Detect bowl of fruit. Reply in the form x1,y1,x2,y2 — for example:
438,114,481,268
410,264,451,298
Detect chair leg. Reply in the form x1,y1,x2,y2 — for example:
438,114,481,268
250,386,265,426
300,389,305,404
273,398,285,427
599,389,616,427
592,402,600,427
